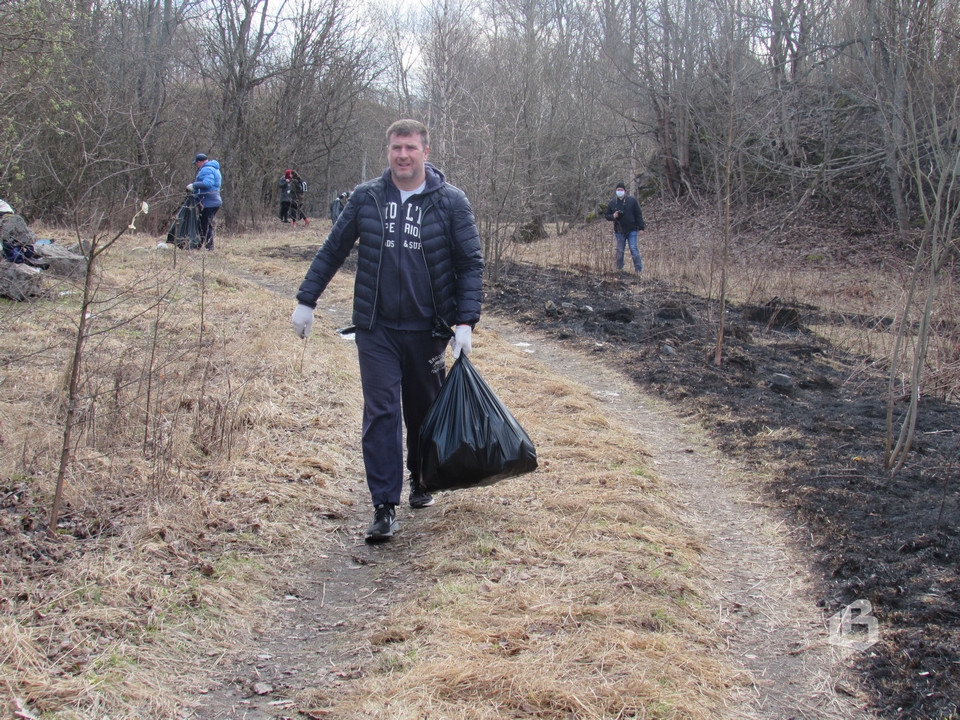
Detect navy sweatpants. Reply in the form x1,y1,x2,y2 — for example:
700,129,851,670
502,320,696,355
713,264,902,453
355,325,448,507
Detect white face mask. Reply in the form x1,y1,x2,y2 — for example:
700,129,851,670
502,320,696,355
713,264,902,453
616,190,625,198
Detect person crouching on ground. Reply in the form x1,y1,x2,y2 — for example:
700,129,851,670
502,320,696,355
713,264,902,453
291,119,484,543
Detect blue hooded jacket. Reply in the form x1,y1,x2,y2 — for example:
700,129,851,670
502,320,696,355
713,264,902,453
192,160,222,208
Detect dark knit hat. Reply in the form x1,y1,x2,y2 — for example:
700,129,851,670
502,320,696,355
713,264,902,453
194,153,207,163
616,181,626,190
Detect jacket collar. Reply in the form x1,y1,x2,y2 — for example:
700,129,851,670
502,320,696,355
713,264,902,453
379,162,446,196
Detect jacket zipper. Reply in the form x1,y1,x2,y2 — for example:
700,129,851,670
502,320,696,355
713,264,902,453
370,186,386,330
418,194,441,321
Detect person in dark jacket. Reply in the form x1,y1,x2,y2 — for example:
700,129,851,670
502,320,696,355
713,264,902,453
291,119,483,543
329,191,349,221
604,181,645,273
289,170,308,226
279,169,293,223
187,154,222,250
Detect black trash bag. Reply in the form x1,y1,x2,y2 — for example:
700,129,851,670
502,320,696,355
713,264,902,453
166,194,201,249
419,354,538,492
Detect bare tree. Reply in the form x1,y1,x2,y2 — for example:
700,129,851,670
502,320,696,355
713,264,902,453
0,0,57,203
884,0,960,471
845,0,916,237
371,1,422,117
281,0,383,194
129,0,203,212
193,0,284,225
50,202,150,535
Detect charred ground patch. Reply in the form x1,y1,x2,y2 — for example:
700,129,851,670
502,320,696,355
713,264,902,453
485,261,960,719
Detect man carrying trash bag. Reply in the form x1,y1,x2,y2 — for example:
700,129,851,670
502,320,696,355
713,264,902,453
291,119,484,543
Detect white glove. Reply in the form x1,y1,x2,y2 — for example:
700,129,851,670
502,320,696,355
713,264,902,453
291,304,315,338
452,324,472,358
186,183,194,191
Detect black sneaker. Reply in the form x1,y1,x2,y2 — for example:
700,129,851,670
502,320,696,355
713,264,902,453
409,484,435,509
365,504,398,542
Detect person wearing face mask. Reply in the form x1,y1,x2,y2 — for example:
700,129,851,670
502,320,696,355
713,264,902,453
604,181,645,274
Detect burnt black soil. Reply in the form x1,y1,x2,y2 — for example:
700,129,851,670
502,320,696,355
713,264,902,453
484,261,960,719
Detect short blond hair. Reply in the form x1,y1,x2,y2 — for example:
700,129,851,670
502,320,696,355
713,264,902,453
386,119,429,148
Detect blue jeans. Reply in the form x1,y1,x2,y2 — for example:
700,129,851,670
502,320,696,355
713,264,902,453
615,231,642,272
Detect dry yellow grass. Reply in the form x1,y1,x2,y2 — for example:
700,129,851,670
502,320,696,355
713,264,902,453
295,333,733,719
1,222,741,718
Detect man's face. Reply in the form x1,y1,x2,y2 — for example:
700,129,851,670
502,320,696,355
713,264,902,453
388,132,429,189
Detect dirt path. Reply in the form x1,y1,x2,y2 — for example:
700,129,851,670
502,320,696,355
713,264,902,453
187,515,429,719
187,305,876,719
485,317,876,720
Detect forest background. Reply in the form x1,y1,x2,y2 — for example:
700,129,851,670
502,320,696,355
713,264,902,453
3,0,960,717
6,0,959,441
4,0,958,256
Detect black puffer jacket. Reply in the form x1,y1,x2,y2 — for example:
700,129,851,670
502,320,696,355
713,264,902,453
604,194,645,233
296,164,484,331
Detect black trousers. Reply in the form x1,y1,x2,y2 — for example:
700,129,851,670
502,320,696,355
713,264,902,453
355,324,448,507
198,206,218,250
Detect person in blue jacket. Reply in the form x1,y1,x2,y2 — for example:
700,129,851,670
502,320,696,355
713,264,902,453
187,153,222,250
291,119,484,543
